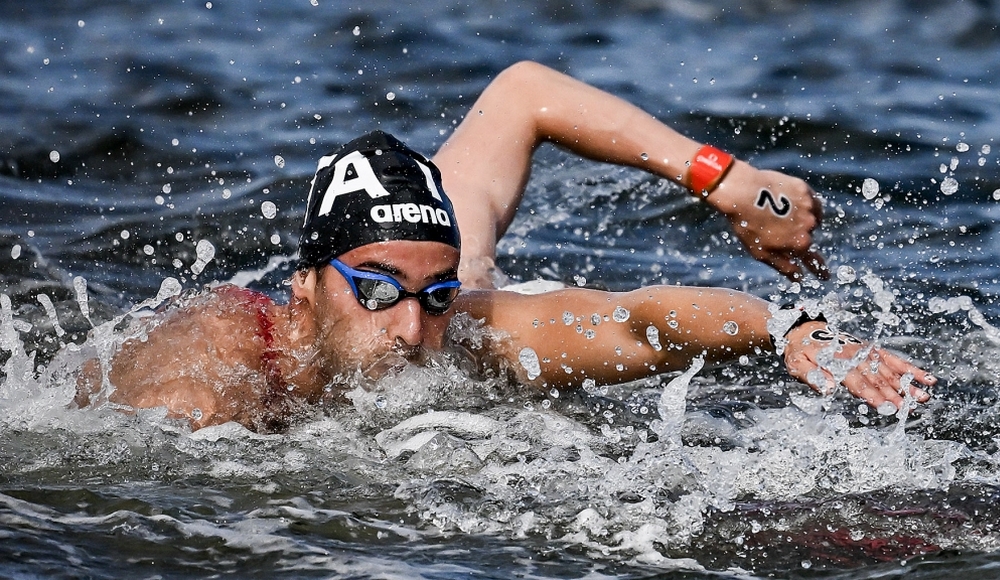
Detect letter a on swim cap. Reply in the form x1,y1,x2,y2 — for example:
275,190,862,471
316,151,392,217
297,130,461,269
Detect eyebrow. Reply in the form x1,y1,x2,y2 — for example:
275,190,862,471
354,261,458,282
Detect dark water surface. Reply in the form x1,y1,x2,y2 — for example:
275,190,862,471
3,0,1000,577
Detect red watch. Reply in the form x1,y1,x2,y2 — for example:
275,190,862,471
687,145,734,197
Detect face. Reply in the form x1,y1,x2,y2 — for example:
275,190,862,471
295,240,461,380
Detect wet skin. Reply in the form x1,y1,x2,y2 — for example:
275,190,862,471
80,240,934,432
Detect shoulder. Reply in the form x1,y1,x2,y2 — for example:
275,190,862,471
121,284,274,363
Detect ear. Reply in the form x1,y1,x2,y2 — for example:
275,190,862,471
291,268,319,306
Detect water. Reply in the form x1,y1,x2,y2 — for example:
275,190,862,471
3,0,1000,577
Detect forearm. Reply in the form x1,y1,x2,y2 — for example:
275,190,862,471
462,285,775,390
624,286,774,369
512,62,701,183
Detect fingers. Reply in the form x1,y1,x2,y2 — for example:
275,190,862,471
798,248,829,281
763,253,805,281
842,363,928,410
785,337,934,410
754,248,828,282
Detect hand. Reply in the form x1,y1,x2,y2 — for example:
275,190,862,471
706,162,828,281
783,322,936,410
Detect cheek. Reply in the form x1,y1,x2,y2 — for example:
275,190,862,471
423,315,451,347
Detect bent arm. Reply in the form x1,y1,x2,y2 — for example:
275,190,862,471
434,61,701,286
434,61,827,287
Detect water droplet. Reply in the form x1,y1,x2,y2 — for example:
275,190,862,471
77,20,85,28
861,178,879,200
562,311,574,325
375,395,387,409
49,150,60,163
274,155,285,168
836,265,857,284
37,294,65,337
956,142,969,152
352,25,361,36
10,245,21,259
73,276,92,323
120,230,130,240
195,239,215,262
722,321,739,335
590,313,601,325
171,138,179,146
518,347,541,380
993,189,1000,201
876,401,898,416
270,234,281,245
191,408,203,420
582,378,597,393
386,91,396,101
190,240,216,275
941,177,959,195
645,325,662,351
549,388,560,399
155,195,165,205
640,152,649,161
612,306,630,322
143,245,154,255
162,183,172,194
261,201,277,219
584,329,596,340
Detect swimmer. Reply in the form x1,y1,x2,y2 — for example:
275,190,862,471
75,131,934,432
433,61,828,288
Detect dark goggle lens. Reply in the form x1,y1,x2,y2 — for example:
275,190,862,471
355,278,401,310
353,277,459,315
421,284,460,314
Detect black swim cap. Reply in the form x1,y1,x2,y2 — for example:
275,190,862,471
297,131,461,269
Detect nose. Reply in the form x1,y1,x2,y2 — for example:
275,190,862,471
389,297,425,347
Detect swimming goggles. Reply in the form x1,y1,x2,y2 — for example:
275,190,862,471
330,258,461,316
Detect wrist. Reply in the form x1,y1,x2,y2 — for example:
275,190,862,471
770,304,827,353
685,145,734,198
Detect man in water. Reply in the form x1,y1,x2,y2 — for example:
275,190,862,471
431,61,826,288
77,131,934,432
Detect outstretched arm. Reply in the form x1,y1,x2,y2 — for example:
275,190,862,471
433,61,827,288
455,286,933,409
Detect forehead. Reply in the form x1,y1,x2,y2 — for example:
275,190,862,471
336,240,460,279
